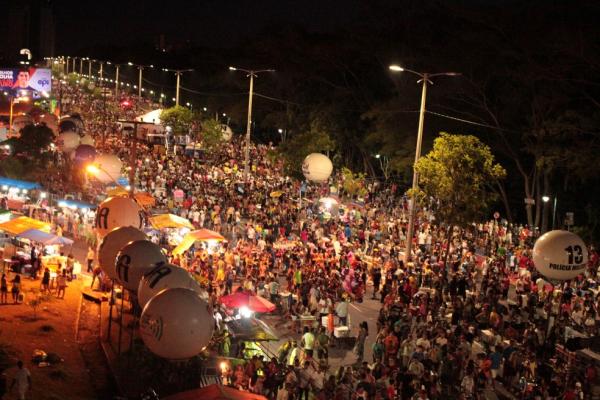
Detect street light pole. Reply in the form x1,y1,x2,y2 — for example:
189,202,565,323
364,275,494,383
162,68,193,107
99,61,104,81
552,197,557,230
115,65,120,98
389,65,460,264
244,73,254,180
404,74,428,266
88,59,92,78
79,58,84,75
229,66,275,181
138,67,143,98
128,63,153,98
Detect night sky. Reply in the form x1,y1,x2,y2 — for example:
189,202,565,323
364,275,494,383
53,0,363,52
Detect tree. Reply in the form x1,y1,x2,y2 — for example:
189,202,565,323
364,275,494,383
415,132,506,226
277,116,336,179
199,118,226,151
160,106,194,136
341,167,368,199
14,124,54,157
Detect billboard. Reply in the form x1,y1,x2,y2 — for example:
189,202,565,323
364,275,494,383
0,68,52,98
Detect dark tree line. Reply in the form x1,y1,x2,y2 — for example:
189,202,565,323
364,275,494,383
82,0,600,241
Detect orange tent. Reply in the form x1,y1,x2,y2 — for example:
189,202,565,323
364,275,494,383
0,216,51,235
172,229,225,255
164,385,267,400
186,229,225,241
106,188,155,207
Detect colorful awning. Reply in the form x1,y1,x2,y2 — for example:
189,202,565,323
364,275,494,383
171,229,225,256
149,214,194,230
0,216,51,235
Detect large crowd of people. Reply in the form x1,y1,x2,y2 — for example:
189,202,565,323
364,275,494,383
10,76,600,399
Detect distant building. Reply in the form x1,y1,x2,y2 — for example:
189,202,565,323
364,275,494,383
3,0,55,64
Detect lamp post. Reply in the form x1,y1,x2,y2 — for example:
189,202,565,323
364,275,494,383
65,56,70,74
114,64,120,98
389,64,460,264
129,62,154,98
88,59,93,78
162,68,193,106
228,66,275,181
542,195,558,232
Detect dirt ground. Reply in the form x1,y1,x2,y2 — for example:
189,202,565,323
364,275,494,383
0,271,98,400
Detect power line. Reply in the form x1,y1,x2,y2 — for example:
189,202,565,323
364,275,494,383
425,110,522,135
180,86,247,97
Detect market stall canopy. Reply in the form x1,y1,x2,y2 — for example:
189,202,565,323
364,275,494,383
17,229,74,246
220,292,276,313
225,317,279,342
136,109,163,124
164,384,267,400
0,216,51,235
0,177,41,191
57,199,96,210
172,229,226,256
105,188,155,207
149,214,194,230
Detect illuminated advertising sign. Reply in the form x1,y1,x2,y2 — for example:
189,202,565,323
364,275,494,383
0,68,52,98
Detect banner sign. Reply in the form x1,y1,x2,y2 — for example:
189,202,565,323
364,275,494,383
0,68,52,98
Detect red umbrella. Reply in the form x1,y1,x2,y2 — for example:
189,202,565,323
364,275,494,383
220,292,276,313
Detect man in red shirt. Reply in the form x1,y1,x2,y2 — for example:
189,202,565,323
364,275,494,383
383,330,399,368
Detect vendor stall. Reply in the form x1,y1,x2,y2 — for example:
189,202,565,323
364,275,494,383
172,229,225,256
0,216,51,235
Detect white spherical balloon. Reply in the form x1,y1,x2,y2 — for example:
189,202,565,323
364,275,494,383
93,154,123,184
57,131,80,152
140,288,214,359
137,263,204,308
221,124,233,141
95,196,143,237
98,227,147,280
533,230,588,281
302,153,333,182
115,240,167,291
80,134,95,146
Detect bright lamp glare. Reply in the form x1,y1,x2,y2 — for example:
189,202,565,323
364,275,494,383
86,164,100,175
389,65,404,72
239,306,252,318
542,196,550,203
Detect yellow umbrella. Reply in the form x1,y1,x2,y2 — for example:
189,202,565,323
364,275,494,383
149,214,194,230
172,229,225,255
270,190,284,198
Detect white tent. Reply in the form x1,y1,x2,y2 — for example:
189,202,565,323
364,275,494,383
136,109,163,124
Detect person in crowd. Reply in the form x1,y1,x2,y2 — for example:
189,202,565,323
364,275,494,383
0,274,7,304
10,361,30,400
56,269,67,299
10,274,21,304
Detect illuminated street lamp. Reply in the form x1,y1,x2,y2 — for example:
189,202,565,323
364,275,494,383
88,59,94,78
162,68,193,106
389,64,460,264
228,66,275,181
128,62,154,97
